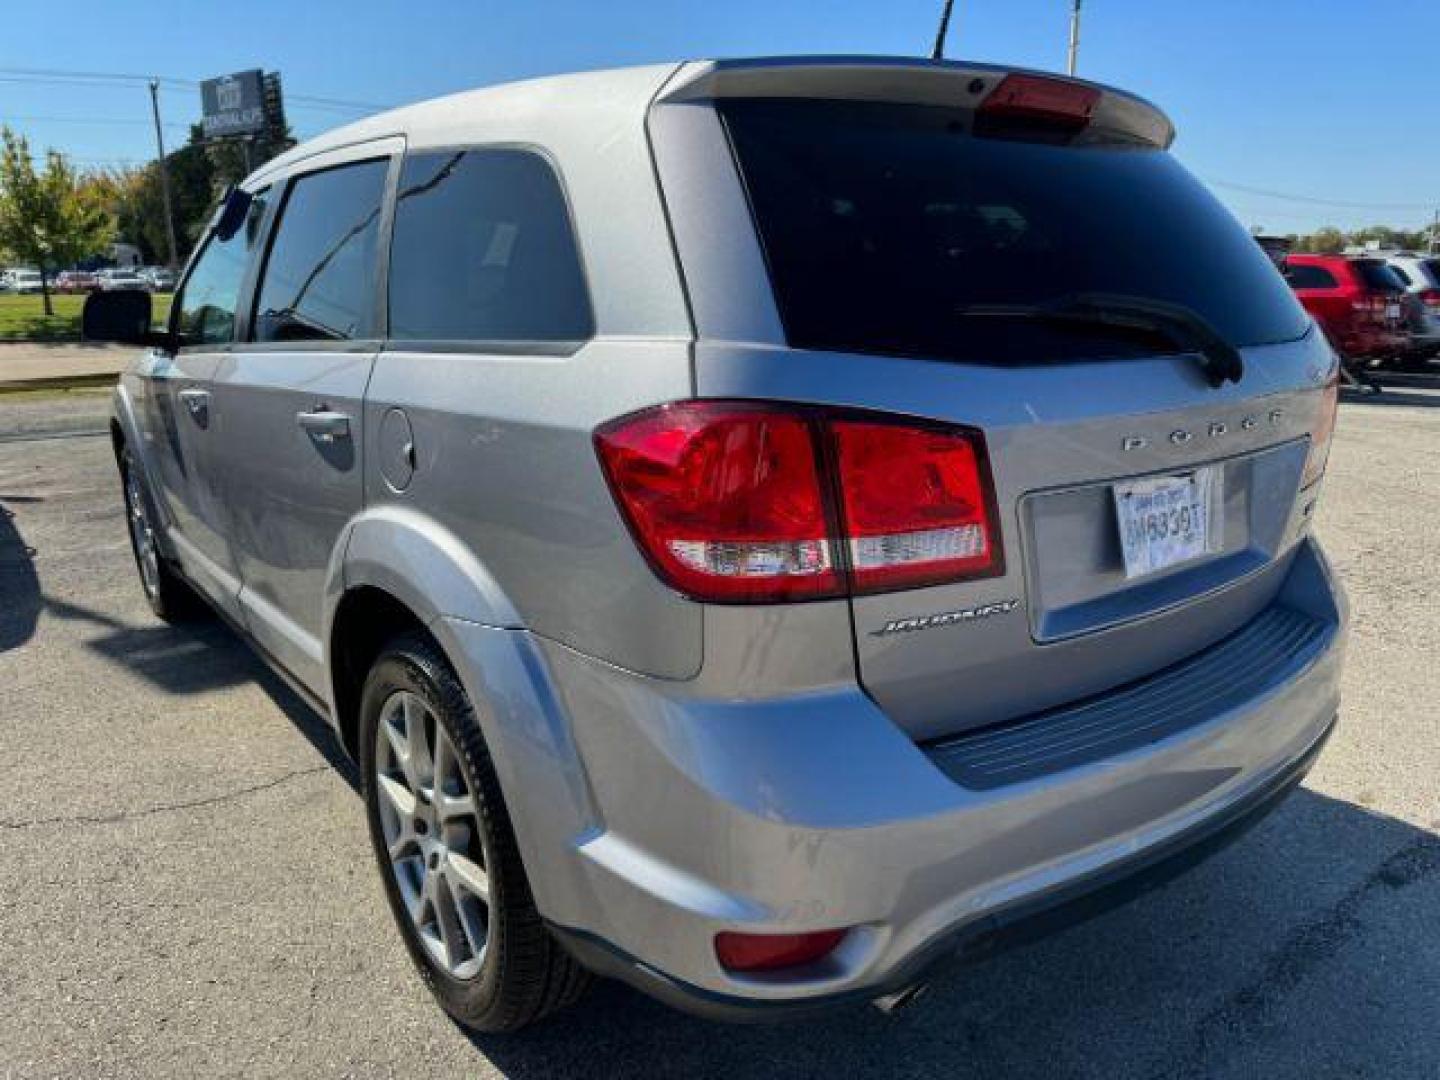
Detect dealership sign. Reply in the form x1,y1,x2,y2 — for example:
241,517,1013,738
200,70,266,138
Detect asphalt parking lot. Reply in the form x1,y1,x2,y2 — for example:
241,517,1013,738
1,382,1438,1079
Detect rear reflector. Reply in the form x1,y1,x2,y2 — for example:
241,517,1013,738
714,929,847,972
979,73,1101,130
1302,372,1340,488
595,402,1002,603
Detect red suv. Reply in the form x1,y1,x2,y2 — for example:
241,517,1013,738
1284,254,1410,364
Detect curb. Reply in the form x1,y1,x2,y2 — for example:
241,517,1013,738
0,373,119,395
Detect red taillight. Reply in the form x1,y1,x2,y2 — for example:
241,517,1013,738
978,73,1101,131
1420,289,1440,308
593,403,841,603
714,929,847,972
595,402,1002,603
1302,373,1340,488
832,420,1000,593
1350,294,1392,321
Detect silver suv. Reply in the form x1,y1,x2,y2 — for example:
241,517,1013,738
84,57,1347,1032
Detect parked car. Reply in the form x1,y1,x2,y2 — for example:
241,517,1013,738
1284,254,1411,368
54,271,100,294
84,57,1346,1033
141,266,177,292
7,269,45,295
98,269,150,293
1373,252,1440,360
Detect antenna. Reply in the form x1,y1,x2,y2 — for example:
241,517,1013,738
1067,0,1082,76
932,0,956,61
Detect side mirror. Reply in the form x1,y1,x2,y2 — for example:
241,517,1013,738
82,289,167,348
214,185,253,242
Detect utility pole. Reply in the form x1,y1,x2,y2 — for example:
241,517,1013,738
1067,0,1083,76
932,0,956,61
1431,208,1439,254
148,79,180,270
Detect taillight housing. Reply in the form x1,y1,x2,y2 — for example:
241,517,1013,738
1420,288,1440,309
1302,373,1340,488
595,402,1003,603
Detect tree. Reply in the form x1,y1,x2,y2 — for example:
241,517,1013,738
0,128,115,315
84,124,295,267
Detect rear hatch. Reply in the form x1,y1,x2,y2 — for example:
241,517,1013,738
1350,258,1410,333
654,60,1337,742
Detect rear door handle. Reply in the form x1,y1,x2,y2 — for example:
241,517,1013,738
297,409,352,443
178,387,210,427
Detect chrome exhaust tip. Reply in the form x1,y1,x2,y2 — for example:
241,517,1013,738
871,981,930,1014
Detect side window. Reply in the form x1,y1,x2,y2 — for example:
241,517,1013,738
388,149,593,344
173,188,269,347
1285,263,1337,289
252,158,388,342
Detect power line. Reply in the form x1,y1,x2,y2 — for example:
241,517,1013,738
1,113,186,129
0,66,391,113
1206,178,1434,212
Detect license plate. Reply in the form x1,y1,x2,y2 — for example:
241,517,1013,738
1385,302,1401,320
1113,468,1222,579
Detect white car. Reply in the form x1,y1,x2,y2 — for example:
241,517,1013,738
99,270,150,293
7,269,45,294
1377,252,1440,357
142,266,178,291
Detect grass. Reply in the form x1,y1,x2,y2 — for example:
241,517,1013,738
0,292,174,342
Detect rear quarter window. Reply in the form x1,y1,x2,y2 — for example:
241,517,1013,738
387,149,592,346
720,98,1310,365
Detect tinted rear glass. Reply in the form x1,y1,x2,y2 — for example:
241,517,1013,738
721,99,1309,364
1351,259,1406,292
1424,259,1440,285
1285,263,1338,290
389,149,592,344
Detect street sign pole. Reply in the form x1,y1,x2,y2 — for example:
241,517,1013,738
148,79,180,270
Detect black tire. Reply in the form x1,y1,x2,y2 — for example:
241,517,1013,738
359,632,591,1033
118,445,201,622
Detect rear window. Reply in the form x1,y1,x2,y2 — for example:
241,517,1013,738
720,98,1309,364
1351,259,1406,293
1285,263,1338,289
1423,259,1440,285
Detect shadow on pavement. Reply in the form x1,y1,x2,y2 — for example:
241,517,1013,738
41,593,360,793
0,497,41,651
463,789,1440,1080
1340,388,1440,409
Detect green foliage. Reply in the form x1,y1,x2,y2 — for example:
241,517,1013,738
0,127,116,314
1286,224,1434,254
84,124,293,266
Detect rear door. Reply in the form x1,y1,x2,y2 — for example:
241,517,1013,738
211,144,397,693
137,190,272,622
657,83,1336,742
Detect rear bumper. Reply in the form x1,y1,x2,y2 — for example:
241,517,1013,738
550,711,1334,1021
1341,327,1409,357
438,536,1346,1018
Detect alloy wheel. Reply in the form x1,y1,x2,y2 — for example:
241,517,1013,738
123,466,161,601
374,690,491,980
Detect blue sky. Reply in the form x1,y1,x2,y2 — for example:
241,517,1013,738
2,0,1436,234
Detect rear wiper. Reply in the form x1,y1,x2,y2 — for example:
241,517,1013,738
954,292,1245,388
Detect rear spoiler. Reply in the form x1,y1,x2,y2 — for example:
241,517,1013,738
656,56,1175,149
